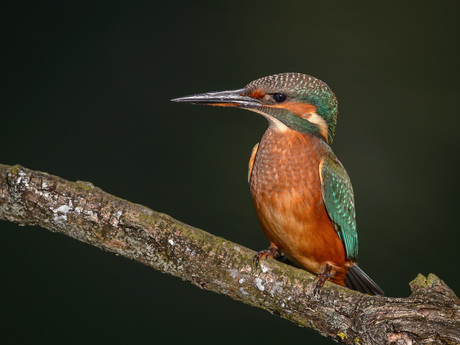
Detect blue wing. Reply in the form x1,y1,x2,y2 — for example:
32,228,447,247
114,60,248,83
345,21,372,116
319,155,358,260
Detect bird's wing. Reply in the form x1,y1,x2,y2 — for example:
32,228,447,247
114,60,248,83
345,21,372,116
319,155,358,260
248,143,259,183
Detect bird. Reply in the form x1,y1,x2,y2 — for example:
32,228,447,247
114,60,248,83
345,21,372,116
172,73,384,296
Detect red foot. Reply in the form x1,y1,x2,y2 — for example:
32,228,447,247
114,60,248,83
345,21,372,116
313,264,332,296
253,246,279,266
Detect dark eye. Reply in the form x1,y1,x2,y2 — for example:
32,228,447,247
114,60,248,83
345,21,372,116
273,93,287,103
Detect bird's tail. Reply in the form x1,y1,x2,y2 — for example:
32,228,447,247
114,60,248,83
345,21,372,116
345,265,384,296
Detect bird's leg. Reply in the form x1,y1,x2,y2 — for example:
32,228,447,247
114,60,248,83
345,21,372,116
253,245,279,266
313,263,333,296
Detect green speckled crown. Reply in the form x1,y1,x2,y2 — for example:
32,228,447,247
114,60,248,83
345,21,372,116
246,73,339,143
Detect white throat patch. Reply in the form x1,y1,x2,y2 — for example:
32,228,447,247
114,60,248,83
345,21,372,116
247,108,289,132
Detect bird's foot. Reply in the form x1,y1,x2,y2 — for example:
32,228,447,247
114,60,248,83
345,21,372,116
253,245,279,267
313,264,332,296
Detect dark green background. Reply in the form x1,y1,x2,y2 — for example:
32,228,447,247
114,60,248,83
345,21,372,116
2,1,459,344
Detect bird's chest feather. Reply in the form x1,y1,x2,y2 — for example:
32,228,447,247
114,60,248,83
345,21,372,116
250,128,324,210
249,128,334,263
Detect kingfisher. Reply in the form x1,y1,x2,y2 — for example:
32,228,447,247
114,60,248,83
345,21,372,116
172,73,384,295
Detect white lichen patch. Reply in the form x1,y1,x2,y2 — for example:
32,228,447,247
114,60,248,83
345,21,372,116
52,201,74,224
239,287,249,296
54,213,67,223
270,281,284,297
109,209,123,227
260,263,269,273
55,204,72,214
168,239,175,246
15,170,29,187
238,278,245,284
86,210,98,220
255,278,265,291
229,269,238,279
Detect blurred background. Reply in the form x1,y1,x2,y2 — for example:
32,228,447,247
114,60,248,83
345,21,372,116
2,1,459,344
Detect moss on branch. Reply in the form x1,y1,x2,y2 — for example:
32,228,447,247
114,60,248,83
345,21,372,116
1,164,459,345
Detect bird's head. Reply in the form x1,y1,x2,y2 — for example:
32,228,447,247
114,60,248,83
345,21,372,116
172,73,338,143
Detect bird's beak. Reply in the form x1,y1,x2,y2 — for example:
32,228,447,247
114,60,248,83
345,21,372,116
171,88,261,109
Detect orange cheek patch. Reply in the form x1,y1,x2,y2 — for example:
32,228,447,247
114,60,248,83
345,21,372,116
271,101,318,119
248,89,266,99
269,101,329,142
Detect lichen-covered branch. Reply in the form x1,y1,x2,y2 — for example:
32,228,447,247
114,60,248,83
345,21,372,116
0,164,458,344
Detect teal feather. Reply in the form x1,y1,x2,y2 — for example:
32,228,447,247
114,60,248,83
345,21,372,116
245,73,338,143
320,155,358,260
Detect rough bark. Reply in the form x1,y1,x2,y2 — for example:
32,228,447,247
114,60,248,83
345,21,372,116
0,164,458,344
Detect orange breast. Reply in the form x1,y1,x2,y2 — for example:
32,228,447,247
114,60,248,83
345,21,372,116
249,127,351,285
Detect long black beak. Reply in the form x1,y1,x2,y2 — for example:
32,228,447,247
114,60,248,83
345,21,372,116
171,88,260,108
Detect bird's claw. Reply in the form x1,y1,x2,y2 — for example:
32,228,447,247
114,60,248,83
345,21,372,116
313,264,332,296
253,246,279,267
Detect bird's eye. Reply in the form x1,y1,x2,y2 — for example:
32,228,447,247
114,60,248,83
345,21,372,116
273,93,287,103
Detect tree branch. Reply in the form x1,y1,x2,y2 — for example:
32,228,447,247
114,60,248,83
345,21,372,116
1,164,458,344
